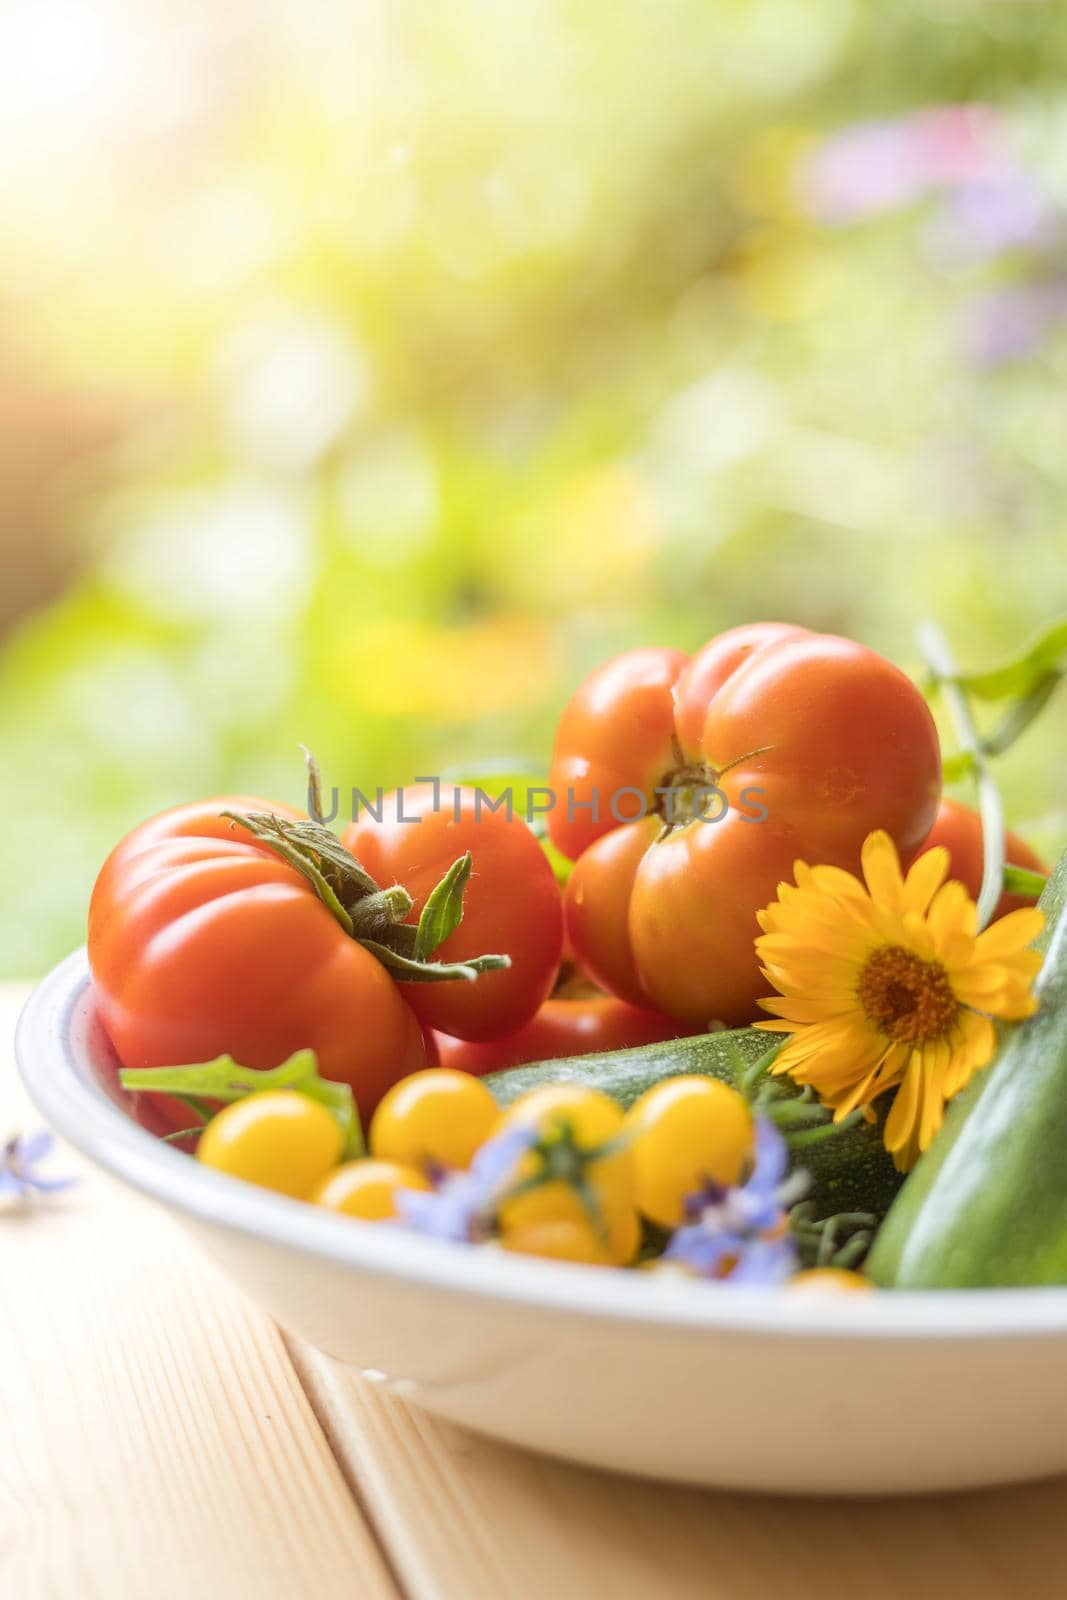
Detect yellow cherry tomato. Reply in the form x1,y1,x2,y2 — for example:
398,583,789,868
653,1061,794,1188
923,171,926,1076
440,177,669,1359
500,1082,627,1147
369,1068,500,1172
788,1268,875,1295
500,1205,641,1268
197,1091,343,1199
497,1083,636,1257
312,1159,429,1220
624,1076,753,1229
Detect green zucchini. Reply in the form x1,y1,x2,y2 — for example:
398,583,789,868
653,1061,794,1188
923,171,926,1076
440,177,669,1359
485,1029,904,1223
868,846,1067,1288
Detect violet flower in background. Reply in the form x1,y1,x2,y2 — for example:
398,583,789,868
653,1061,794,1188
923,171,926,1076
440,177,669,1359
799,100,1067,370
799,103,999,223
925,173,1057,266
664,1119,807,1286
1,1131,76,1204
962,281,1067,367
396,1122,537,1244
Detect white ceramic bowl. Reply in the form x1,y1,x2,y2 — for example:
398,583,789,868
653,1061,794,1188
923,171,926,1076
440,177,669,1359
17,949,1067,1496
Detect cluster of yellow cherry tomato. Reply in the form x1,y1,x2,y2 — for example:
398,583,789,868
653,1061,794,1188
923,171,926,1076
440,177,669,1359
195,1067,872,1291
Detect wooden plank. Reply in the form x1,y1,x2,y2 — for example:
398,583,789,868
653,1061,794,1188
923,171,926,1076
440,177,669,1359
290,1311,1067,1600
0,984,401,1600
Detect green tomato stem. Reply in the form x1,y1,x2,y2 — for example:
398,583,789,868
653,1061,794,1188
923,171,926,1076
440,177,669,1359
917,621,1005,932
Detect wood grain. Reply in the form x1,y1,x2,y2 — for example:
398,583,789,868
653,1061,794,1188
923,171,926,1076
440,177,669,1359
291,1305,1067,1600
0,985,399,1600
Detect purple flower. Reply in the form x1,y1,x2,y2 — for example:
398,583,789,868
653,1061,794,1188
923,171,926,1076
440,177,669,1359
724,1235,799,1287
1,1131,76,1203
799,104,999,224
664,1119,807,1286
396,1122,537,1243
961,280,1067,366
800,120,928,222
926,174,1057,266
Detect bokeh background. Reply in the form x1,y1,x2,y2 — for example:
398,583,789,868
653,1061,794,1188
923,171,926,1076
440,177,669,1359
3,0,1067,975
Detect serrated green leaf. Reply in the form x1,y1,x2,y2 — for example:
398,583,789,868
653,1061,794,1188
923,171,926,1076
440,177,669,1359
120,1049,365,1159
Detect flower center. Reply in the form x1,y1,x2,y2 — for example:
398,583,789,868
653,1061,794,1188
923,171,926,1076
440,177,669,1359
856,945,959,1044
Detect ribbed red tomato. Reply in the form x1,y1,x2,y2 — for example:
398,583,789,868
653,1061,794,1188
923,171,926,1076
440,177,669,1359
549,624,942,1026
89,798,427,1117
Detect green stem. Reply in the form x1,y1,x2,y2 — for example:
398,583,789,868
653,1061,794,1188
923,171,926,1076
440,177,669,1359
737,1038,784,1098
917,621,1004,932
785,1108,865,1147
982,671,1062,757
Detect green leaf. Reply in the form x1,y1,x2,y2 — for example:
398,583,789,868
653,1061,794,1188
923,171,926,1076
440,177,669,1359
357,938,510,984
225,806,509,988
1002,864,1049,897
413,852,472,960
940,749,976,783
119,1049,365,1159
918,620,1006,931
982,672,1063,756
222,811,356,933
222,809,388,933
951,617,1067,700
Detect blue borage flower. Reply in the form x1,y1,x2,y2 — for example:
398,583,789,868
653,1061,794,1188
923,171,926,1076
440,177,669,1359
396,1122,538,1243
1,1131,77,1203
664,1119,808,1286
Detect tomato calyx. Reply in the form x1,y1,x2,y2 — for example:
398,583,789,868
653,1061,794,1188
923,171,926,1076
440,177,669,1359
499,1119,627,1241
652,738,774,834
223,810,511,985
654,757,723,830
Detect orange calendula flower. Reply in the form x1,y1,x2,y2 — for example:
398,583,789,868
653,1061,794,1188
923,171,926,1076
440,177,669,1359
755,830,1044,1172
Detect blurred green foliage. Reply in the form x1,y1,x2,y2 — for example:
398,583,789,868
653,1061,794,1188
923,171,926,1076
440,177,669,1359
2,0,1067,973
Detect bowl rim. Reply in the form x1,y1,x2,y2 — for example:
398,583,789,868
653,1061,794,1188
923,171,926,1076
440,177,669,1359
17,948,1067,1342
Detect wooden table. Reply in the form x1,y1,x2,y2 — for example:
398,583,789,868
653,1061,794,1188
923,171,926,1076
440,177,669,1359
3,979,1066,1600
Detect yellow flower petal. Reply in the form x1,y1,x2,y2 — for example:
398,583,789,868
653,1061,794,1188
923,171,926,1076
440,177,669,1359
861,830,906,910
926,879,977,950
754,826,1042,1173
903,845,950,917
972,907,1045,962
884,1057,921,1171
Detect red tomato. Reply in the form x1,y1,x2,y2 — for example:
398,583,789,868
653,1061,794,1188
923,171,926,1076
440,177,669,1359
89,798,426,1118
548,625,942,1027
432,994,688,1076
912,798,1046,920
563,817,661,1005
344,785,563,1041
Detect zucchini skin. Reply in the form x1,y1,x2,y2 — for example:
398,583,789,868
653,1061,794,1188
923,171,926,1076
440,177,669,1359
485,1029,904,1222
868,849,1067,1288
